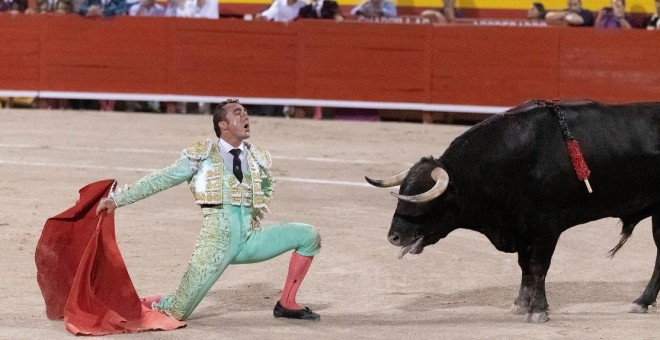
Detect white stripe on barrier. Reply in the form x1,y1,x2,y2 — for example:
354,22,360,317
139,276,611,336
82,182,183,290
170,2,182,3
0,90,39,98
0,90,510,114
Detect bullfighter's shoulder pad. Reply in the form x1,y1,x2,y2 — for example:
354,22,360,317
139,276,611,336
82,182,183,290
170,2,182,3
181,139,212,174
182,139,212,161
245,142,272,169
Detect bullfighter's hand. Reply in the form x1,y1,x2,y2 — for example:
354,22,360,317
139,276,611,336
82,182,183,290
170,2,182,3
96,197,117,216
252,209,265,222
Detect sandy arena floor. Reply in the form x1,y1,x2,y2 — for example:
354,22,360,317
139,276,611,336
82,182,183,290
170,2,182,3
2,109,660,339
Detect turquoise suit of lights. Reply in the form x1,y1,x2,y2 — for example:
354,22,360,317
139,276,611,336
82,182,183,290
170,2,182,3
111,140,321,320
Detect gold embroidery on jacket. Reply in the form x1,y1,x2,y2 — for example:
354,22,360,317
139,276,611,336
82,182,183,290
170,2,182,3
186,140,274,209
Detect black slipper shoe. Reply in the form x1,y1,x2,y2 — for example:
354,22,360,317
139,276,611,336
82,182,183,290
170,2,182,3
273,301,320,321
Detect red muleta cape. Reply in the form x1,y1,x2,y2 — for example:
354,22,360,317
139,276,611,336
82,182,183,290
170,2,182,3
35,179,185,335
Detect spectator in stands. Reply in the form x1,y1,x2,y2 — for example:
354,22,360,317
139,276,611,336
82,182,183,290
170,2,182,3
164,0,177,15
296,0,342,119
595,0,633,28
441,0,456,22
129,0,165,15
528,2,546,19
0,0,27,12
646,0,659,29
545,0,595,26
77,0,128,111
77,0,128,16
161,0,183,113
255,0,306,22
162,0,217,114
35,0,74,13
32,0,74,110
420,0,456,23
298,0,343,21
125,0,165,113
174,0,218,18
351,0,396,18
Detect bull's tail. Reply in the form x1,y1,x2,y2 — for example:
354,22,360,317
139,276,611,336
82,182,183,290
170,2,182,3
608,219,639,258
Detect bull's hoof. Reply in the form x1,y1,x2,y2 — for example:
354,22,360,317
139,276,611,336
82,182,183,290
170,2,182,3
629,303,648,314
524,311,549,323
510,303,527,315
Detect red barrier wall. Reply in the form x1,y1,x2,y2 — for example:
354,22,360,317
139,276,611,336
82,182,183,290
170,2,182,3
1,14,659,108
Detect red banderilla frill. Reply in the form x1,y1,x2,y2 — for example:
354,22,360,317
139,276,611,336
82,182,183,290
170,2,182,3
546,100,593,193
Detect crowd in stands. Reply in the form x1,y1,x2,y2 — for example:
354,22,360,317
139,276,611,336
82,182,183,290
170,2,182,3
0,0,658,115
2,0,657,27
540,0,659,29
2,0,656,26
0,0,217,16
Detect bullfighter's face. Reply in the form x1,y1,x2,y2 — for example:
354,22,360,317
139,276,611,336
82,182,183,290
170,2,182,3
219,102,251,146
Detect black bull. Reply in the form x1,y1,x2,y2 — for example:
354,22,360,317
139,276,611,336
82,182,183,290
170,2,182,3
366,100,660,323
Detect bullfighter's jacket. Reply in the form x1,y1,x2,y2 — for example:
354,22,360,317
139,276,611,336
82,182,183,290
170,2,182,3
111,139,275,220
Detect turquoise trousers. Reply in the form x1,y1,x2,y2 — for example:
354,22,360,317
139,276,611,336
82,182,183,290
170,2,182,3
155,204,321,320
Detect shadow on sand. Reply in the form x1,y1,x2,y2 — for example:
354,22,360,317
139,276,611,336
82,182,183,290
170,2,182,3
188,280,649,324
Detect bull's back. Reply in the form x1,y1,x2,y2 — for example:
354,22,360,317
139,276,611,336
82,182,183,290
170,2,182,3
566,102,660,194
443,100,660,225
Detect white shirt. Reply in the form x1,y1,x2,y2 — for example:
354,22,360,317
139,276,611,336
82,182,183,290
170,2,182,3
129,2,165,16
219,138,247,175
314,0,323,17
260,0,306,22
176,0,218,19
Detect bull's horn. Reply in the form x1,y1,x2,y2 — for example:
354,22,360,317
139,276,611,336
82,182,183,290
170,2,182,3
365,169,410,188
391,167,449,203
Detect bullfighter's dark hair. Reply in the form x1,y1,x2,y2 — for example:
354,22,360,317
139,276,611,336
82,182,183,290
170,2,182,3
213,98,240,138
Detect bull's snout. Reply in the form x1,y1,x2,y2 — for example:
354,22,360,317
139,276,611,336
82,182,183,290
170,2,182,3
388,232,403,246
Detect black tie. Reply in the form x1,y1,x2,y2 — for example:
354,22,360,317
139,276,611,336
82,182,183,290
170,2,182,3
229,149,243,183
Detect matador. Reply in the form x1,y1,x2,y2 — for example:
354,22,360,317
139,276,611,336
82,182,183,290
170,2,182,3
96,99,321,321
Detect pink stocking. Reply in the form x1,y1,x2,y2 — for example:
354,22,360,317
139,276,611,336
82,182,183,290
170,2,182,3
279,252,313,310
